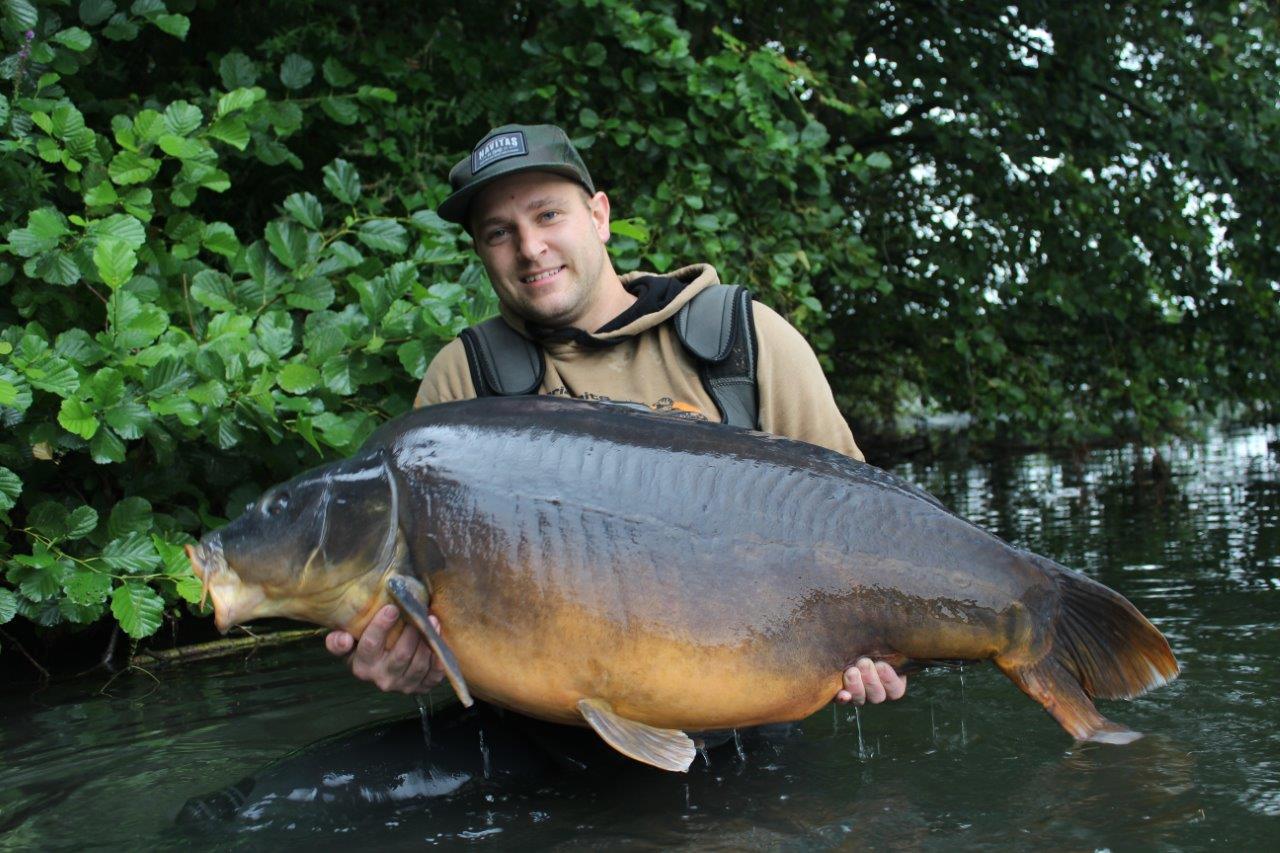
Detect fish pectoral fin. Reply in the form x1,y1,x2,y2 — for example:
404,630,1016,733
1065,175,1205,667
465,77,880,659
576,698,695,773
386,574,473,708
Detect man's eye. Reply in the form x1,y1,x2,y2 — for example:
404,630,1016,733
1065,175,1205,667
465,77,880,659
539,210,559,222
486,228,508,242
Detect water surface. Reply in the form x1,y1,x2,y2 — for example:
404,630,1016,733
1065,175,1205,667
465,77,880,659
1,427,1276,849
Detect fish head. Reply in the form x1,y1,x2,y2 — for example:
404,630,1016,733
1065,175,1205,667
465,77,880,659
186,452,407,635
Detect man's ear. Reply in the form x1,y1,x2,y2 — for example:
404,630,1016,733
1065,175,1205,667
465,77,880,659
588,190,611,242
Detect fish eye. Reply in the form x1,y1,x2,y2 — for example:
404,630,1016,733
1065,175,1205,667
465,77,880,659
263,492,289,517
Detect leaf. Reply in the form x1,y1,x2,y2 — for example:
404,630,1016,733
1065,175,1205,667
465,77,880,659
58,397,99,439
24,358,79,396
216,86,264,117
865,151,892,170
143,357,191,397
409,209,451,234
4,0,38,29
0,588,16,625
108,150,160,184
321,97,359,125
610,217,649,242
322,158,360,204
265,220,308,270
355,85,396,103
29,252,82,287
321,56,356,86
158,133,204,159
162,101,203,137
277,363,320,394
103,531,160,574
279,53,314,89
285,277,334,311
64,568,112,605
357,219,408,253
19,563,64,602
108,496,152,538
201,222,241,257
283,192,323,229
173,575,204,605
321,357,354,394
111,582,164,638
55,329,106,365
190,269,236,311
107,290,168,348
53,27,93,51
79,0,116,27
255,311,294,359
187,379,226,407
104,400,151,439
102,12,138,41
152,12,189,38
0,466,21,512
218,52,258,89
26,503,69,538
93,238,137,288
87,213,145,249
29,207,69,242
397,340,428,378
207,116,249,150
65,505,99,539
89,427,126,463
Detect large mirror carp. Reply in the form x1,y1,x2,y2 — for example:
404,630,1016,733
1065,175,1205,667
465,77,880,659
186,397,1179,772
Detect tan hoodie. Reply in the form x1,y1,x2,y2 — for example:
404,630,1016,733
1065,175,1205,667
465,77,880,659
414,263,863,461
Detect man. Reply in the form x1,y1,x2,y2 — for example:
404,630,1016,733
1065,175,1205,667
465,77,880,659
325,124,906,711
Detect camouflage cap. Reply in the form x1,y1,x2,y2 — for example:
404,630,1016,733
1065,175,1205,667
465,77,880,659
438,124,595,224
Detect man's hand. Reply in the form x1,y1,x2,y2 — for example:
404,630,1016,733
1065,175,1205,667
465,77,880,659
835,658,907,705
324,604,445,694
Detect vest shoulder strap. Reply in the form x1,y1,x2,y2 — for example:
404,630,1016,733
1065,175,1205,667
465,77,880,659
457,284,759,430
673,284,758,430
458,317,543,397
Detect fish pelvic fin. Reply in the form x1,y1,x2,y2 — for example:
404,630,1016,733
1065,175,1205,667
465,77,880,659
997,562,1180,744
577,698,695,772
387,574,473,708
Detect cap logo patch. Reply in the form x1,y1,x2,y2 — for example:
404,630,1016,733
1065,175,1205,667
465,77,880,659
471,131,527,174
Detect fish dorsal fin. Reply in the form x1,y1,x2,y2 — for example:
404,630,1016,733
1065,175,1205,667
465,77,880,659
387,574,473,707
577,698,695,772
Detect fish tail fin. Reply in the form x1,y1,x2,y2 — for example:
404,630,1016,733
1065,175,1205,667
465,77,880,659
996,564,1179,744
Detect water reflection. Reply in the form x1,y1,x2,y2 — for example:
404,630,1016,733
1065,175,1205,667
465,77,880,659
1,426,1276,848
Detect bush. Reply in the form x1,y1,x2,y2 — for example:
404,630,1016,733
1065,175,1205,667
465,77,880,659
1,0,876,647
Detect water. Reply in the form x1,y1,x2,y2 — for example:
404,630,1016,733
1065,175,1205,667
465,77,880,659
2,427,1277,848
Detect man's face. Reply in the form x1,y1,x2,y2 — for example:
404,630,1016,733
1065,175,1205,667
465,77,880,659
469,171,612,329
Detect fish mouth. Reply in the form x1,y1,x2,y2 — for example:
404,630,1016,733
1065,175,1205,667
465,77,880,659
186,536,257,634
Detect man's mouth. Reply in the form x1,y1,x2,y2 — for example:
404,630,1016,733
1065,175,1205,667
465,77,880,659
521,266,566,285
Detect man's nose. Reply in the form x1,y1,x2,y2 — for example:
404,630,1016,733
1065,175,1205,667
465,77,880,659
515,223,548,260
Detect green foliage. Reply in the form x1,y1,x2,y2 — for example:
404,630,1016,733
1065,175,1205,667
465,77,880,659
0,0,488,642
1,0,1277,648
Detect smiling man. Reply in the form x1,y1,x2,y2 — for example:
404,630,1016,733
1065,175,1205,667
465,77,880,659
325,123,906,712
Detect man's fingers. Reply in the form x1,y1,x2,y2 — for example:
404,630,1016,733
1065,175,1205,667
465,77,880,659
858,658,888,704
351,604,400,675
325,630,354,656
399,636,441,694
839,664,867,705
877,661,907,701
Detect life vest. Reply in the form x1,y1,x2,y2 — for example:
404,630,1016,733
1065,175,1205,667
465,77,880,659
458,284,759,428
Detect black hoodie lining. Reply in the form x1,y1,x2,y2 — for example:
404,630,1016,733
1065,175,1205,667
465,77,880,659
527,275,690,347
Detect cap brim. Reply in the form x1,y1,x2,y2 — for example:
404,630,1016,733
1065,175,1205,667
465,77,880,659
438,163,591,225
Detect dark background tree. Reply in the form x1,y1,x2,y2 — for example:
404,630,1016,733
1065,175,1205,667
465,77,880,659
1,0,1276,654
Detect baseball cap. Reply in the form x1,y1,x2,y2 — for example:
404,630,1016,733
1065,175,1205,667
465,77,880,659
438,123,595,224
